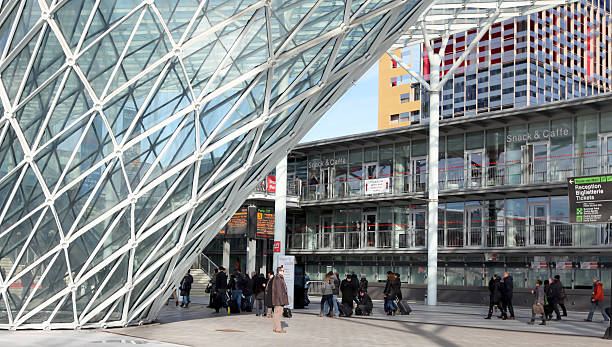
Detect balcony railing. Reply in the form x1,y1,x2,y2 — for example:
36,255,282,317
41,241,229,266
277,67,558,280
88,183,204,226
286,224,609,251
299,154,605,201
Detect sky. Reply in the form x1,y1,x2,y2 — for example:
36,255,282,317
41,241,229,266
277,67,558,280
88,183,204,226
300,63,379,143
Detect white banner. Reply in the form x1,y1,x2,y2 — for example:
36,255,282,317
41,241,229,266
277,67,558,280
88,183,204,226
365,177,390,195
581,261,599,269
278,255,295,309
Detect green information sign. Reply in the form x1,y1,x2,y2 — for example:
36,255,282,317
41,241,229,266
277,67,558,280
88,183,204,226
568,174,612,223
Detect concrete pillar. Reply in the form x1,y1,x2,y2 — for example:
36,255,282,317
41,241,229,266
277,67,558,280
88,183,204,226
246,238,257,275
273,156,287,270
222,239,230,270
427,54,441,306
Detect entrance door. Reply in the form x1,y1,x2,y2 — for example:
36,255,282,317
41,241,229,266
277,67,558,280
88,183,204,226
466,206,483,246
466,150,484,188
600,134,612,174
362,212,376,248
319,215,332,249
411,156,427,192
363,162,378,180
319,167,333,199
528,203,549,246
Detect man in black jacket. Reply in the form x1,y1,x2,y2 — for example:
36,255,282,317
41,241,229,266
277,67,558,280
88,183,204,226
501,272,515,319
485,275,503,319
549,277,562,320
340,274,356,309
214,267,228,313
355,290,373,316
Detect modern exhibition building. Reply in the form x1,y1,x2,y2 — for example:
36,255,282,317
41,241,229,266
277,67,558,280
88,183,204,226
0,0,428,329
280,94,612,306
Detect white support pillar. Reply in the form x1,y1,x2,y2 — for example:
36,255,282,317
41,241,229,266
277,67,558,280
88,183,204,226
427,54,441,306
222,239,231,270
273,156,287,271
246,238,257,275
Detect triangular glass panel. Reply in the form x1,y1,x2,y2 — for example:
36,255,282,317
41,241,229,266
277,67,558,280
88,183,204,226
2,164,47,229
38,68,94,146
1,28,42,103
280,2,344,54
81,0,142,49
133,171,180,229
0,207,45,281
155,0,200,43
5,250,55,317
82,253,128,321
147,165,194,228
50,293,75,324
185,0,259,41
268,0,308,52
0,123,25,182
13,208,61,275
83,210,130,277
7,0,42,53
54,0,96,50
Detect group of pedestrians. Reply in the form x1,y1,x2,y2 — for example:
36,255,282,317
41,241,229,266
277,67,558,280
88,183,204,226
485,272,516,320
208,266,289,333
319,272,372,318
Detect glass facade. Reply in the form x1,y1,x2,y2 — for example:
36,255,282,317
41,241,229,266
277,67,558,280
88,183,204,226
0,0,423,329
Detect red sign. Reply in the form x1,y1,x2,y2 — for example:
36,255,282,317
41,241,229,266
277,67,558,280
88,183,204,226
267,175,276,193
273,241,281,252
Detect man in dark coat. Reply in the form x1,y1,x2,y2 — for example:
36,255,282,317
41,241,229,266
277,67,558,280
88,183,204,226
359,275,368,293
179,271,193,308
214,267,228,313
548,277,562,320
502,272,515,319
340,274,356,309
355,290,373,316
485,274,503,319
271,267,289,333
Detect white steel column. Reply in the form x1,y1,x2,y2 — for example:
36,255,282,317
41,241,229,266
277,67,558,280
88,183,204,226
247,238,257,275
273,156,287,270
222,240,231,270
427,54,441,306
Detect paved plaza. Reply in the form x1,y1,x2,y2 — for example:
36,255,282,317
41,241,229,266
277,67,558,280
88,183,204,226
1,297,611,347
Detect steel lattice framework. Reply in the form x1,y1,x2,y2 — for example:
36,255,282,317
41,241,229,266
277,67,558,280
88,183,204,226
0,0,424,329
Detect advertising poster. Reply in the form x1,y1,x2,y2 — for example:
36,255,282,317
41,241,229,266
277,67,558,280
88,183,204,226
278,255,295,309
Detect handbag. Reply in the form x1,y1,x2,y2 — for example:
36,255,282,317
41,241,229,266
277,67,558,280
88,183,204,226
205,283,211,294
283,307,292,318
532,304,544,315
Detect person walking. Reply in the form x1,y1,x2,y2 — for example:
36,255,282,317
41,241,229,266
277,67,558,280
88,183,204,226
214,267,228,314
585,277,610,322
179,271,193,308
243,272,254,312
355,290,373,316
383,271,396,315
304,272,311,306
529,279,546,325
502,272,515,320
165,285,179,306
320,273,336,318
554,275,568,317
547,278,562,320
254,273,266,316
271,267,289,333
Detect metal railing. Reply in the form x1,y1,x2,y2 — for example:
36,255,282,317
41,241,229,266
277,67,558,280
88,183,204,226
191,253,219,278
253,179,301,197
299,154,607,201
286,224,608,251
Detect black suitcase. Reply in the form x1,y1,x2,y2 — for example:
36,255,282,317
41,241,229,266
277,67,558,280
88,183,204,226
210,293,222,309
397,300,412,315
228,299,240,314
338,301,353,317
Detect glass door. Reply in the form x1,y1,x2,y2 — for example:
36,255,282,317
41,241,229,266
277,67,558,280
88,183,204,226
410,210,426,247
465,150,484,188
411,156,427,192
466,206,483,246
319,167,334,199
318,215,332,249
600,134,612,174
531,142,549,183
528,203,549,246
362,212,377,248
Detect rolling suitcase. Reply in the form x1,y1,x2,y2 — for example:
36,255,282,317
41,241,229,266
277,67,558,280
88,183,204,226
338,301,353,317
396,300,412,315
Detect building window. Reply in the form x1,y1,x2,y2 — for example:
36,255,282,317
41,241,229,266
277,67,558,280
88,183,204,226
390,77,397,87
391,59,398,68
400,93,411,103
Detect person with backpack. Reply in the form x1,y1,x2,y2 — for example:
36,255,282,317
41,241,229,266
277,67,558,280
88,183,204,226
529,279,546,325
253,273,267,316
179,271,193,308
554,275,568,317
359,275,368,293
585,277,610,322
214,267,228,314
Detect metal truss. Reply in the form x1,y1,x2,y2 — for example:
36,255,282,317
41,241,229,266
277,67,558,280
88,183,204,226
0,0,425,329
